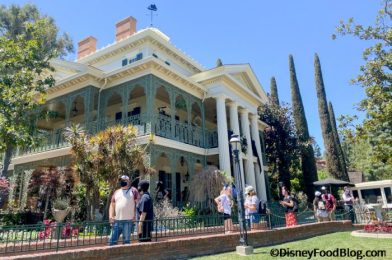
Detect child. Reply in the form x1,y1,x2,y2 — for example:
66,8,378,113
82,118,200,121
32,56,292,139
215,186,233,233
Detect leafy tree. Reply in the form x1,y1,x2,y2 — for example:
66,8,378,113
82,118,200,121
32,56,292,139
29,166,75,219
270,77,280,106
314,54,348,181
289,55,318,201
0,177,10,208
258,100,301,191
188,166,232,214
333,0,391,173
0,4,72,176
64,124,151,220
312,141,322,159
338,115,392,180
328,102,347,177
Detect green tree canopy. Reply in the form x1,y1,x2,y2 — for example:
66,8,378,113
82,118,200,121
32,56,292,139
259,101,301,192
0,4,72,176
289,54,318,201
334,0,391,175
64,124,152,220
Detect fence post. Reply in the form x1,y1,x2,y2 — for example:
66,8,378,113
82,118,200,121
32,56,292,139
56,223,61,252
155,219,158,242
268,213,272,229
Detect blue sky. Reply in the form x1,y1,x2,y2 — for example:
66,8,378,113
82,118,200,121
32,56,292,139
2,0,380,150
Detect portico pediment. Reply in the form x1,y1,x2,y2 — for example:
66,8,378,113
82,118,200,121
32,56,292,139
189,64,268,103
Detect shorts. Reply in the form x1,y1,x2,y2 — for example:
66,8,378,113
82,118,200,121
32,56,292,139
249,213,261,223
316,209,328,218
223,213,231,220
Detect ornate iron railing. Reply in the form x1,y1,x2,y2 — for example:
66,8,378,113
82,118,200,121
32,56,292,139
14,113,219,157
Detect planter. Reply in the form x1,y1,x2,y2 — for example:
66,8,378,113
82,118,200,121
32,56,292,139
52,208,70,223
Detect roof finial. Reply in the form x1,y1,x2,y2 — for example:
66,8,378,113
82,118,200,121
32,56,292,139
216,58,223,67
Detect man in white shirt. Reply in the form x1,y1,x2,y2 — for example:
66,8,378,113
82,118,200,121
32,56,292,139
108,175,138,245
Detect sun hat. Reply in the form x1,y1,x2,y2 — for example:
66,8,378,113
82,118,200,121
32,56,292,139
315,191,321,196
245,186,255,194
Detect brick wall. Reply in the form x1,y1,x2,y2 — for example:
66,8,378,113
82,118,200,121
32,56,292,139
10,221,356,260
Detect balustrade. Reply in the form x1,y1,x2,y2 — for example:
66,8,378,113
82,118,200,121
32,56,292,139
15,113,218,157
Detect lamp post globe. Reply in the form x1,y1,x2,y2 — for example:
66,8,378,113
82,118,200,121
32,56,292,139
229,134,248,247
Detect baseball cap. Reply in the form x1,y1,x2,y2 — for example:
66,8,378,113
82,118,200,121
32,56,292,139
321,186,327,191
119,175,130,181
315,191,321,196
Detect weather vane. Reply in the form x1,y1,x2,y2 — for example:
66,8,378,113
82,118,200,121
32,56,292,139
147,4,158,27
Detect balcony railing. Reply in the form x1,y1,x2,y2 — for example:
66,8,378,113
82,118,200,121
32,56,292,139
14,113,218,157
154,114,217,149
204,129,218,149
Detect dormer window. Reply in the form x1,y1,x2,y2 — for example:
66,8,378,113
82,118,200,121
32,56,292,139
122,59,128,66
152,53,158,58
165,61,171,66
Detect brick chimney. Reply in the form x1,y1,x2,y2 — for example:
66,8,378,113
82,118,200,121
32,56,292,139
77,36,97,60
116,16,137,41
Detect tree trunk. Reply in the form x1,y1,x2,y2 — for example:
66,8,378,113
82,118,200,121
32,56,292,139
1,144,14,177
103,191,113,221
43,190,50,220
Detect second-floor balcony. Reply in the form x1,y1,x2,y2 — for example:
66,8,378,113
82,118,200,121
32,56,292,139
14,113,218,158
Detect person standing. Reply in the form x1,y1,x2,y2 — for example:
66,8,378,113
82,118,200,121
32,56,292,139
244,186,260,229
313,191,328,222
279,187,298,227
215,186,233,233
321,186,336,221
155,181,169,202
108,175,138,246
137,180,154,242
342,186,355,223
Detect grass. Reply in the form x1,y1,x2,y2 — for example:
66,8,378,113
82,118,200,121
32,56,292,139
193,232,392,260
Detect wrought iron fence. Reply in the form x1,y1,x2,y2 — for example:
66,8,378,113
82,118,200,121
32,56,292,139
0,215,225,255
0,209,389,256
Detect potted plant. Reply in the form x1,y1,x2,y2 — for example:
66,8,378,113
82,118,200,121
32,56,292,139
52,199,70,223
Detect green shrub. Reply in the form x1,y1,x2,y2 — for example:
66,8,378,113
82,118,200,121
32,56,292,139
53,199,69,210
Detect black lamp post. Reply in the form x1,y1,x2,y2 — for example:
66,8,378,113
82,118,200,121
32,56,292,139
230,134,248,246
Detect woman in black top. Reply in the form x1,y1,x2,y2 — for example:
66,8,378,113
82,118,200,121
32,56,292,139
279,186,298,227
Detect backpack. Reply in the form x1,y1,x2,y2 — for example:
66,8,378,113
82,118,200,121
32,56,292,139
126,186,138,201
131,187,139,201
291,197,299,213
257,200,267,215
231,184,238,200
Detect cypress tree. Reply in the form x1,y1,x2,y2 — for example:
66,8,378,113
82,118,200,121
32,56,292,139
289,55,318,201
328,102,348,179
270,77,280,106
314,54,345,180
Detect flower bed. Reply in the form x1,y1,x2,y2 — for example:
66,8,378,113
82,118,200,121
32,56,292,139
363,221,392,233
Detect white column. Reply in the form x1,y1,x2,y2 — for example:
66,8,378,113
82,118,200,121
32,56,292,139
229,101,245,189
240,109,256,190
251,114,267,201
216,95,231,175
228,102,240,135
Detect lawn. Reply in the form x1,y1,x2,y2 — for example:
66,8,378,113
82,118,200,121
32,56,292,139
193,232,392,260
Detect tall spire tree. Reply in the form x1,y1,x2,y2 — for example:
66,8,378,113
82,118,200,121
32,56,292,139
289,55,318,201
270,77,280,106
328,102,348,178
314,53,347,180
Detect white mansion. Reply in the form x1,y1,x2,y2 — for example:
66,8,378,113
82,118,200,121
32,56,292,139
9,17,269,205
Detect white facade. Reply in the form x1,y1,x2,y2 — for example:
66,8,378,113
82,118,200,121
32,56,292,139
10,20,270,204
